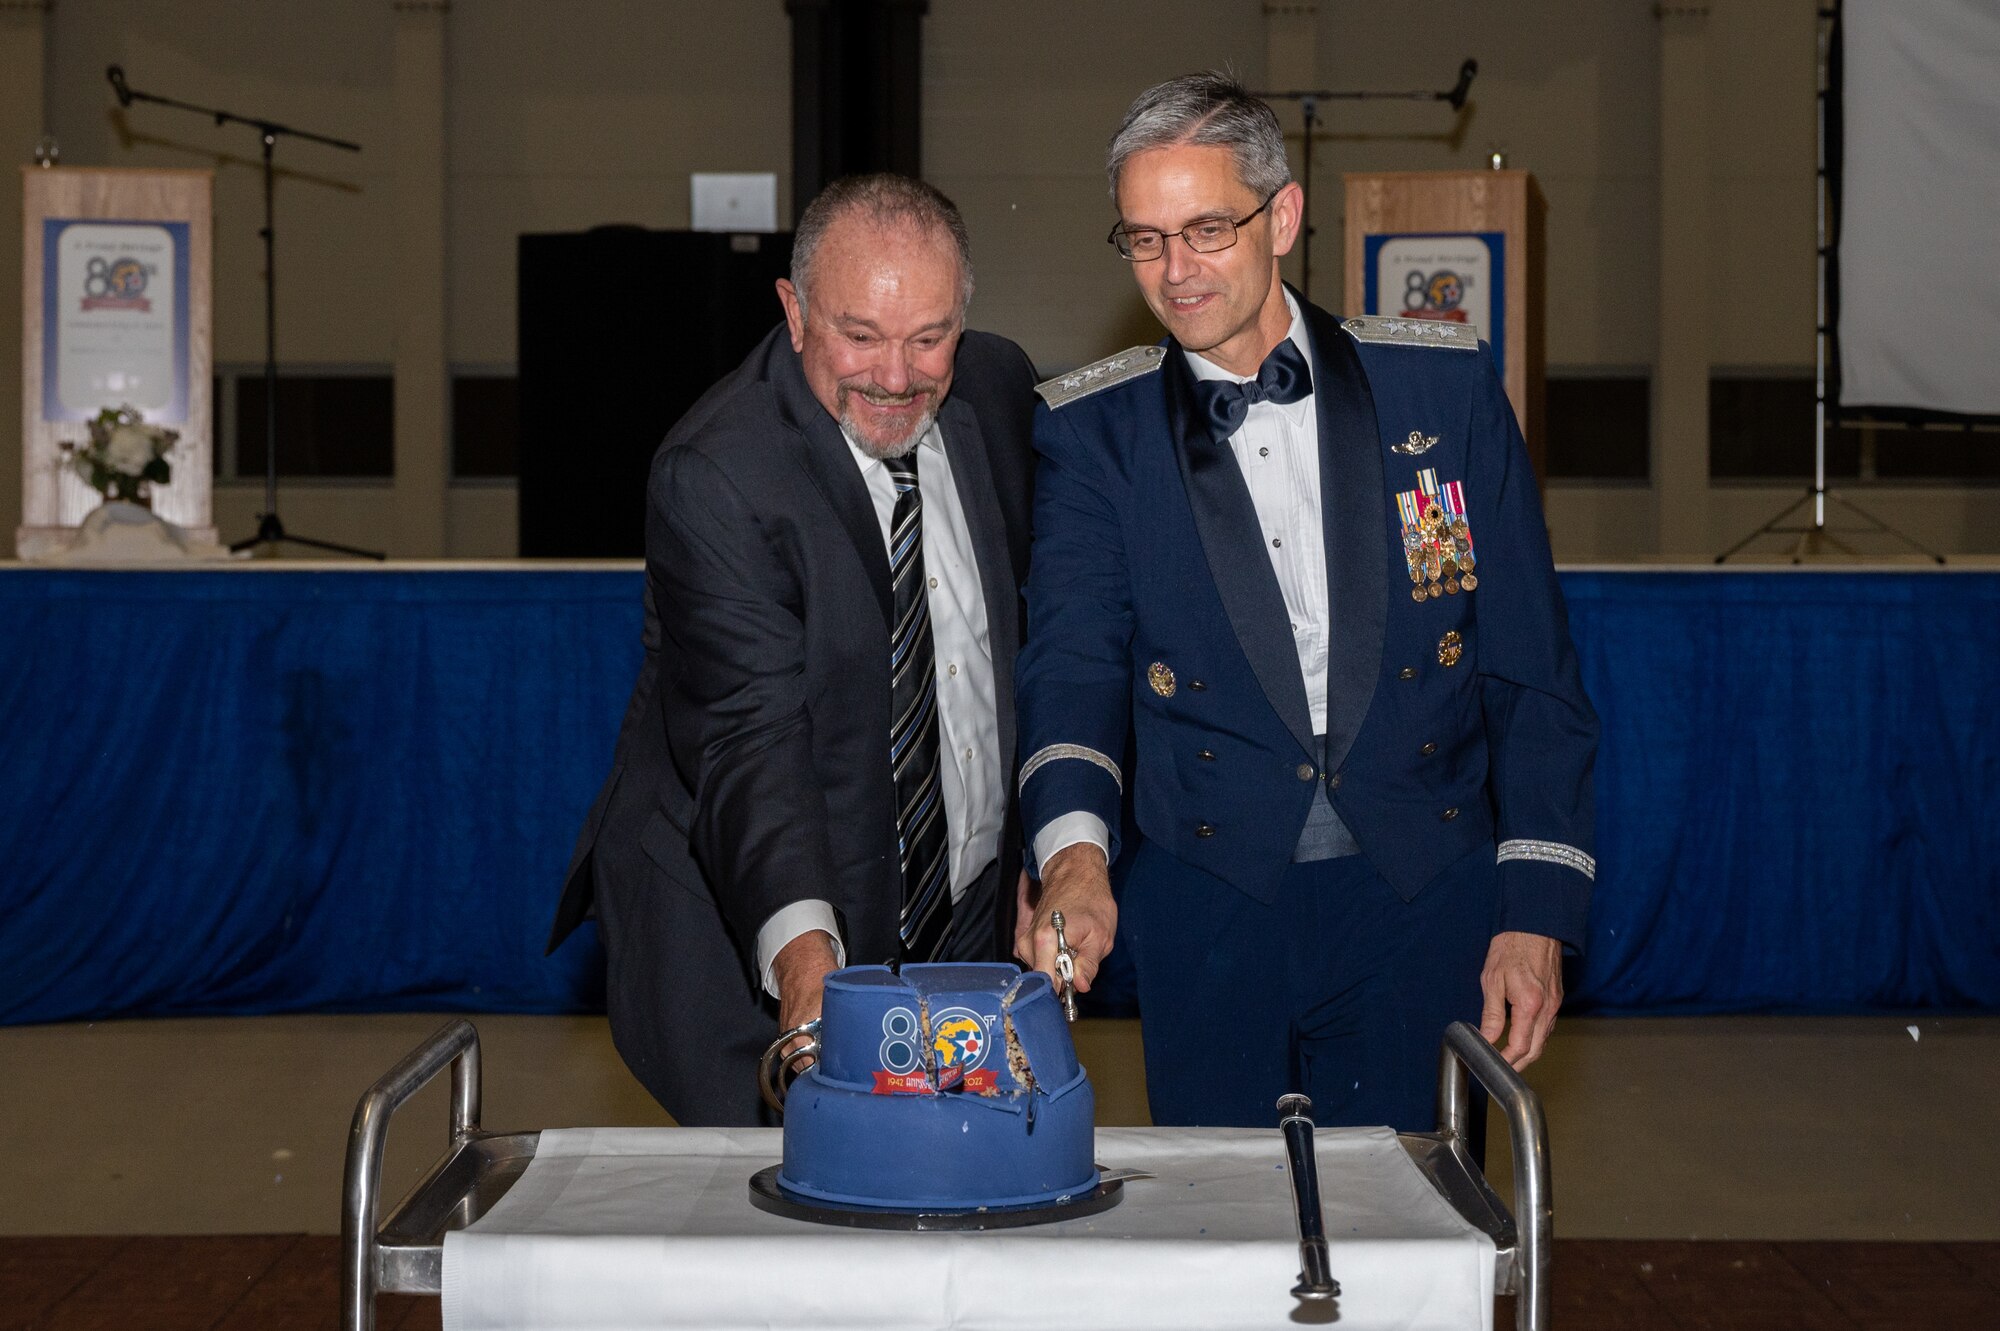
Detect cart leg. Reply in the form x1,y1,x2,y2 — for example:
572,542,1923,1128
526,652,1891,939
1438,1021,1551,1331
341,1019,483,1331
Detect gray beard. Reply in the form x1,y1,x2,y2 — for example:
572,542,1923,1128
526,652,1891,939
840,403,938,460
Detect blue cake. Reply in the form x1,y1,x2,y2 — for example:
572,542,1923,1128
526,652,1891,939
777,962,1098,1210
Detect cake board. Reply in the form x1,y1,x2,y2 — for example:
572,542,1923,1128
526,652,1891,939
746,1163,1126,1230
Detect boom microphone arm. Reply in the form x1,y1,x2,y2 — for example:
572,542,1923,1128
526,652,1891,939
104,65,361,152
1251,58,1481,302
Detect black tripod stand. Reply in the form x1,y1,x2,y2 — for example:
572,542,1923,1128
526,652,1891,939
1715,5,1942,565
107,65,385,559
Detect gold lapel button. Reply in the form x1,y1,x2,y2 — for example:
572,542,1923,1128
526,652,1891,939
1148,662,1176,697
1437,631,1464,668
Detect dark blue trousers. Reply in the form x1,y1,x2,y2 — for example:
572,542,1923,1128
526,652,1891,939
1122,838,1496,1131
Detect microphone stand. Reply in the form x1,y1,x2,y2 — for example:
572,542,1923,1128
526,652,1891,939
1254,59,1478,304
106,65,385,559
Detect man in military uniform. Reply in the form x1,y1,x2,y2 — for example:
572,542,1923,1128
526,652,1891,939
1014,73,1597,1130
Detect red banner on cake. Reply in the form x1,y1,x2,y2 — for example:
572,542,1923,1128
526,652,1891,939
871,1069,1000,1095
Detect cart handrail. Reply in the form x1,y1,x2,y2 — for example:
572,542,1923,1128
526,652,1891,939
341,1018,483,1331
1436,1020,1551,1331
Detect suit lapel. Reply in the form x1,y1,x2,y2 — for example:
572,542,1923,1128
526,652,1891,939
1165,345,1316,759
939,394,1019,764
773,341,894,627
1301,298,1387,780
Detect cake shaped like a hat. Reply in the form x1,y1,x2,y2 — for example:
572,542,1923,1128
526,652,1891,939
777,962,1097,1211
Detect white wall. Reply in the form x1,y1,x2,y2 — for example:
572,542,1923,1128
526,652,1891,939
445,0,792,367
5,0,1993,561
46,0,399,367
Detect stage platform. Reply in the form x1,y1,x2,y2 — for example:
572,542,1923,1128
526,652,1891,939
3,563,1995,1023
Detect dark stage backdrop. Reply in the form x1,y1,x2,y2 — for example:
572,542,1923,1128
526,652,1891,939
1,568,1995,1024
517,229,793,557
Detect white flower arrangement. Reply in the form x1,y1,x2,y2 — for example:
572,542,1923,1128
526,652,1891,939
60,405,179,505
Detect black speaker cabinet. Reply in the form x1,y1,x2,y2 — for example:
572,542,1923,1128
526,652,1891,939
518,228,794,557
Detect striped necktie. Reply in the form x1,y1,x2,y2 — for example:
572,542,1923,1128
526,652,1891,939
884,450,953,963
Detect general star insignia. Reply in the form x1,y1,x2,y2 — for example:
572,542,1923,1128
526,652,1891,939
1034,345,1166,409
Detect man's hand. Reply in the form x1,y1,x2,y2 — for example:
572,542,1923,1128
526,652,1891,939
1014,844,1116,994
1479,930,1563,1070
771,929,840,1069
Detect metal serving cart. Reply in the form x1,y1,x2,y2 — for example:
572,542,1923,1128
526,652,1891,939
340,1019,1551,1330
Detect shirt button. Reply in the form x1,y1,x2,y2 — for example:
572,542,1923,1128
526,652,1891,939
1420,741,1437,756
947,663,958,676
928,577,938,589
1259,446,1270,458
1440,807,1459,822
1399,667,1418,681
1271,538,1282,548
964,747,973,761
1296,763,1315,781
1195,822,1215,838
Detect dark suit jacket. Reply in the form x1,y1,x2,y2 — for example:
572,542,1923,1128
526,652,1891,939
1016,294,1597,948
550,322,1038,988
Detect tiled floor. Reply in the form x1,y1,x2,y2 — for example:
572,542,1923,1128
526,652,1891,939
5,1012,1998,1325
6,1236,1998,1330
0,1235,435,1331
4,1012,1994,1240
1532,1240,2000,1330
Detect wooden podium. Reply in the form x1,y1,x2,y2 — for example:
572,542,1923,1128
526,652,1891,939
17,168,214,554
1343,170,1546,479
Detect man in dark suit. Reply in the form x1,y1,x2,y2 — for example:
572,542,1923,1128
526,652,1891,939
548,175,1039,1125
1014,75,1597,1130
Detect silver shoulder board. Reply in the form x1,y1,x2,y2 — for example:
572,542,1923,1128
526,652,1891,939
1035,345,1167,409
1341,316,1481,351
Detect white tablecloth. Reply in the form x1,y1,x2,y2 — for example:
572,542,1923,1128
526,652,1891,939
441,1125,1495,1331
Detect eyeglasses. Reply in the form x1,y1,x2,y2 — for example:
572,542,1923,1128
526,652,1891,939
1106,190,1279,262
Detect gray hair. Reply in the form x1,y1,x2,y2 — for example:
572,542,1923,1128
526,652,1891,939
1105,72,1293,203
790,173,975,320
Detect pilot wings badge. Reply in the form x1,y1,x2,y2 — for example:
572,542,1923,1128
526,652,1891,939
1393,430,1439,456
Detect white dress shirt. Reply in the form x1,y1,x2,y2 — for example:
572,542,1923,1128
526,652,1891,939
757,420,1004,995
1034,291,1326,871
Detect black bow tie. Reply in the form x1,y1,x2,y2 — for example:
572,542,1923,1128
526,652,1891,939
1192,339,1313,442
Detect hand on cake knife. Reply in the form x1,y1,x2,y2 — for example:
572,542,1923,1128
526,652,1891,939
1050,911,1079,1023
1017,842,1117,1009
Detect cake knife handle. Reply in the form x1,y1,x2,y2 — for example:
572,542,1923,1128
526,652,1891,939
757,1018,822,1114
1050,910,1079,1022
1277,1093,1341,1301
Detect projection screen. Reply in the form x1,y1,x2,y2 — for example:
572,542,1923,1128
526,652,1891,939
1838,0,2000,416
